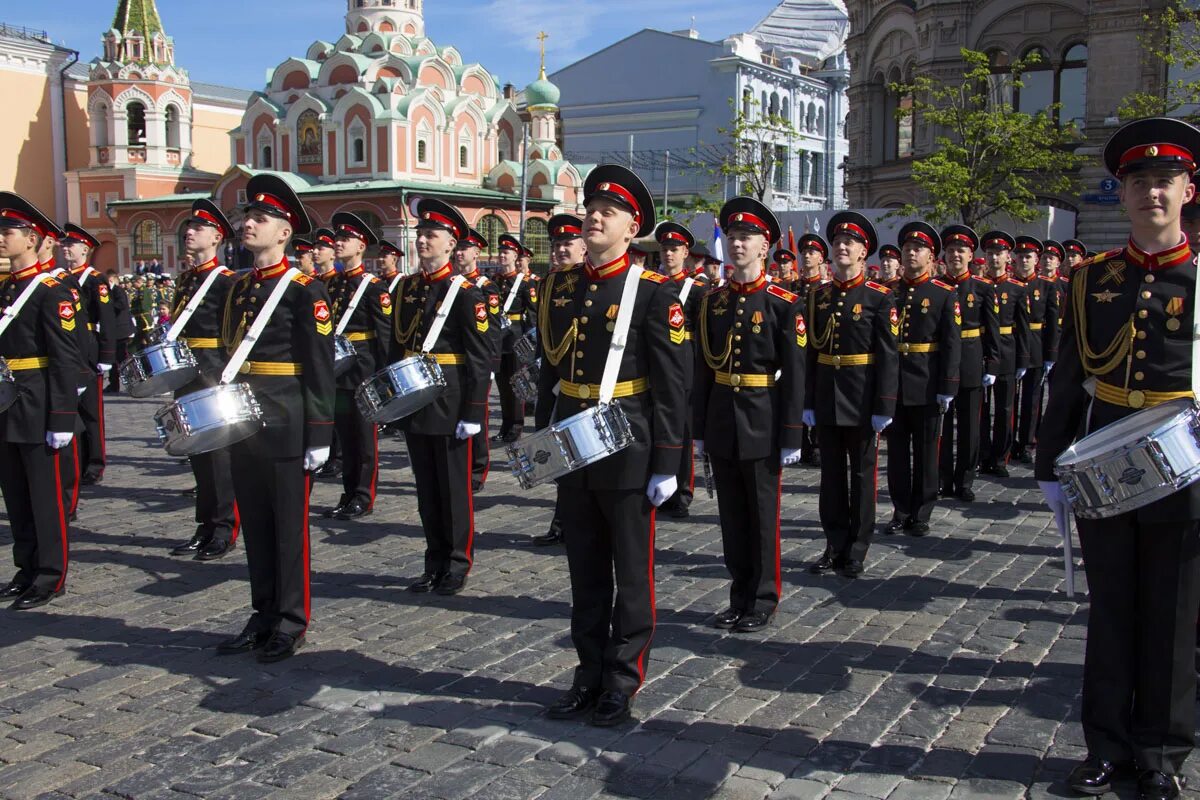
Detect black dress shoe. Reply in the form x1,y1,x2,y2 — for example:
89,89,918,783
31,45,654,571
215,627,271,654
435,573,467,596
667,502,690,519
471,478,484,492
884,517,906,535
711,607,742,629
979,463,995,476
322,502,348,520
335,500,372,520
1011,447,1028,463
958,487,975,502
938,485,953,497
547,685,601,719
993,464,1010,478
171,534,211,556
530,529,563,546
80,472,102,486
316,461,342,480
839,559,864,578
195,538,234,561
0,580,30,599
501,430,521,443
734,611,772,632
907,521,930,537
11,585,63,610
256,632,304,663
408,573,444,593
1066,756,1126,796
490,431,510,443
809,552,839,574
1138,770,1185,800
592,690,632,727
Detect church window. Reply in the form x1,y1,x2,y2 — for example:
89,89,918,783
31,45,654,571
164,105,181,149
93,105,110,148
459,145,468,169
133,219,162,259
522,217,549,270
348,119,367,167
417,139,428,165
257,130,274,169
297,110,323,165
987,50,1013,108
1058,44,1087,129
353,137,366,164
477,214,506,253
126,101,146,146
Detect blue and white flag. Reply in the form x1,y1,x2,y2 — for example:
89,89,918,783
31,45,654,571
711,221,724,264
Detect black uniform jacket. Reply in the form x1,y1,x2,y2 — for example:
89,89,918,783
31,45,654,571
1036,241,1200,522
535,253,687,490
172,258,239,386
666,270,703,388
50,267,97,385
893,274,962,405
985,274,1032,376
109,282,135,340
804,275,899,427
70,265,116,367
943,271,999,390
220,260,335,458
463,268,503,358
494,272,538,352
0,266,81,441
1017,274,1060,365
389,264,492,436
327,264,392,390
692,274,807,461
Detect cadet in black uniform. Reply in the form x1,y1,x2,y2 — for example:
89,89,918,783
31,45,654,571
693,198,807,631
214,175,335,662
656,220,701,519
537,165,686,726
773,247,797,291
804,212,898,578
105,270,135,394
380,241,404,294
492,234,536,442
883,222,961,536
311,228,344,480
1063,239,1086,272
0,193,81,610
978,231,1031,477
168,199,242,561
1037,117,1200,800
324,212,391,520
292,238,315,277
1012,236,1059,462
878,244,901,288
453,226,502,492
794,234,828,465
937,225,999,502
392,200,492,596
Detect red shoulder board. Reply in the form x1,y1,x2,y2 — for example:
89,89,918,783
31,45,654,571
766,284,799,303
642,271,668,284
976,276,993,284
866,281,890,294
220,268,236,277
292,273,314,285
1081,248,1122,270
931,279,953,291
368,275,380,284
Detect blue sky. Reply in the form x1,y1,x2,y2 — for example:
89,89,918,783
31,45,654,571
9,0,781,91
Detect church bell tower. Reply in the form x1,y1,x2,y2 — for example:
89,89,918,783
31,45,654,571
345,0,424,38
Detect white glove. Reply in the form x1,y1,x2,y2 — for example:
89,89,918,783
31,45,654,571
304,446,330,472
982,373,997,387
455,421,482,440
646,473,678,507
802,409,816,427
937,394,954,414
871,415,892,433
1039,480,1070,514
693,440,705,458
781,447,803,466
97,363,112,375
76,385,86,396
1016,367,1027,381
46,431,73,449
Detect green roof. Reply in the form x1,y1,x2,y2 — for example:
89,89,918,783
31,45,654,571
112,0,166,38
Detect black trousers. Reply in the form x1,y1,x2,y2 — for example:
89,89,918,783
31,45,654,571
800,423,819,463
497,352,524,435
981,374,1017,468
559,486,656,697
1077,515,1200,774
817,424,878,563
334,389,378,508
471,379,493,486
107,339,129,392
230,451,311,637
886,403,942,524
709,453,782,616
406,432,475,578
0,442,69,591
78,374,105,480
667,433,695,510
62,436,80,517
189,446,238,545
939,386,982,493
1015,366,1046,451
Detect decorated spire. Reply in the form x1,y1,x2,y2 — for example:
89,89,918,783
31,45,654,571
111,0,166,39
108,0,173,65
537,30,549,80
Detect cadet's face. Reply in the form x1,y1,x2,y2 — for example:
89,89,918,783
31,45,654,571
382,253,398,271
659,241,687,271
944,243,973,272
1065,252,1083,268
1120,169,1195,228
583,198,638,253
241,211,289,251
313,244,336,268
726,230,768,269
551,237,585,266
297,253,315,275
901,240,934,275
60,240,89,265
498,249,517,270
801,248,824,271
335,235,366,260
831,234,866,268
184,222,221,253
0,228,36,259
453,245,478,270
1017,251,1039,273
38,235,56,260
879,256,899,277
1039,254,1061,276
415,227,455,266
985,248,1011,274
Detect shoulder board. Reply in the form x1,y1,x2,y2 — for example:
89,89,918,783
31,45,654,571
292,273,314,285
219,268,236,277
368,275,381,284
866,280,890,294
39,275,59,287
766,284,798,303
975,276,993,284
1080,248,1122,270
550,262,582,274
641,271,668,284
931,279,953,291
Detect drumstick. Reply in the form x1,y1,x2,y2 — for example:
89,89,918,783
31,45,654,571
1052,502,1075,599
702,452,715,498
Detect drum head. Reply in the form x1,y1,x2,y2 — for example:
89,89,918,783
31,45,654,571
126,365,199,398
1059,399,1195,465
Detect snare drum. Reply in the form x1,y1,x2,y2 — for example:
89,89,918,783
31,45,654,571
355,356,446,423
120,340,199,398
0,358,16,413
511,361,540,403
513,328,539,367
333,335,356,377
1055,398,1200,519
506,402,634,489
154,383,264,456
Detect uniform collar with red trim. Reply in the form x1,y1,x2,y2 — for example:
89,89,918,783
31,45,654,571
255,257,290,280
833,273,864,291
190,257,220,274
667,270,689,282
1125,235,1193,271
317,268,338,282
728,273,766,294
423,263,453,283
69,263,93,277
10,263,42,281
947,269,972,285
902,270,931,287
462,267,482,281
343,264,365,279
585,252,631,280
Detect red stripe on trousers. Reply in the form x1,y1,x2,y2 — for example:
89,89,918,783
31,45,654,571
230,500,241,545
368,424,379,510
95,375,106,460
52,449,68,592
634,507,657,691
465,437,475,569
302,473,312,631
773,468,782,602
70,439,80,514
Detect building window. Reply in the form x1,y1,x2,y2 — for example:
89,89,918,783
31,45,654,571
523,217,549,269
1016,47,1054,115
773,144,788,191
417,138,429,166
257,130,274,169
93,105,110,148
459,144,469,170
812,152,825,195
987,50,1013,108
477,213,507,253
86,194,101,218
742,88,752,118
348,121,367,167
1058,44,1087,129
353,137,365,164
165,105,181,149
896,93,913,159
133,219,162,259
127,101,146,146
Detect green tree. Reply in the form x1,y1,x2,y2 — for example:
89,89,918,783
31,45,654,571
1119,0,1200,121
690,97,799,215
888,48,1083,230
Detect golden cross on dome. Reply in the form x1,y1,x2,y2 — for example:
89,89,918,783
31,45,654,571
537,30,549,79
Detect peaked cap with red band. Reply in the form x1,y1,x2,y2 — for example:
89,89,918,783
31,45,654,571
312,228,337,249
378,240,403,258
243,174,312,235
980,230,1016,251
189,198,234,239
940,224,978,252
826,211,878,257
548,213,584,241
1042,239,1065,260
773,247,796,264
456,227,488,249
1014,235,1043,255
63,223,100,250
332,211,380,247
720,196,781,245
497,233,522,252
414,197,467,240
0,191,59,241
797,233,829,258
878,243,901,260
584,163,656,237
654,221,695,250
1104,117,1200,178
898,221,942,256
292,237,314,255
1063,238,1085,255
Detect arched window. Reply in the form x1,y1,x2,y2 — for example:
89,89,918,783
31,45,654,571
459,144,469,170
870,73,887,165
781,97,790,125
806,102,817,132
93,105,110,148
127,101,146,146
417,139,428,165
477,213,507,253
760,91,768,118
133,219,162,259
768,91,779,117
1058,43,1087,129
1016,47,1053,115
353,137,365,164
164,105,181,149
883,68,900,160
348,119,367,166
816,106,825,134
522,217,549,270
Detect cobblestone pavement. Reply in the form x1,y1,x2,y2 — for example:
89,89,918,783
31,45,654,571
0,393,1185,800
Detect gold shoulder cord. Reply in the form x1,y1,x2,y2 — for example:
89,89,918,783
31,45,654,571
393,279,422,347
807,290,835,351
1072,264,1133,377
221,274,252,353
539,271,577,367
699,291,732,370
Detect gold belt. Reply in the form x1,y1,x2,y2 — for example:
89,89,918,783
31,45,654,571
1029,322,1044,331
345,331,376,342
898,342,938,354
998,326,1013,335
682,332,692,341
181,337,219,349
817,353,874,367
1094,381,1193,410
559,377,649,400
506,313,524,321
960,328,982,339
239,361,303,376
404,350,465,365
5,357,48,370
715,371,775,388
